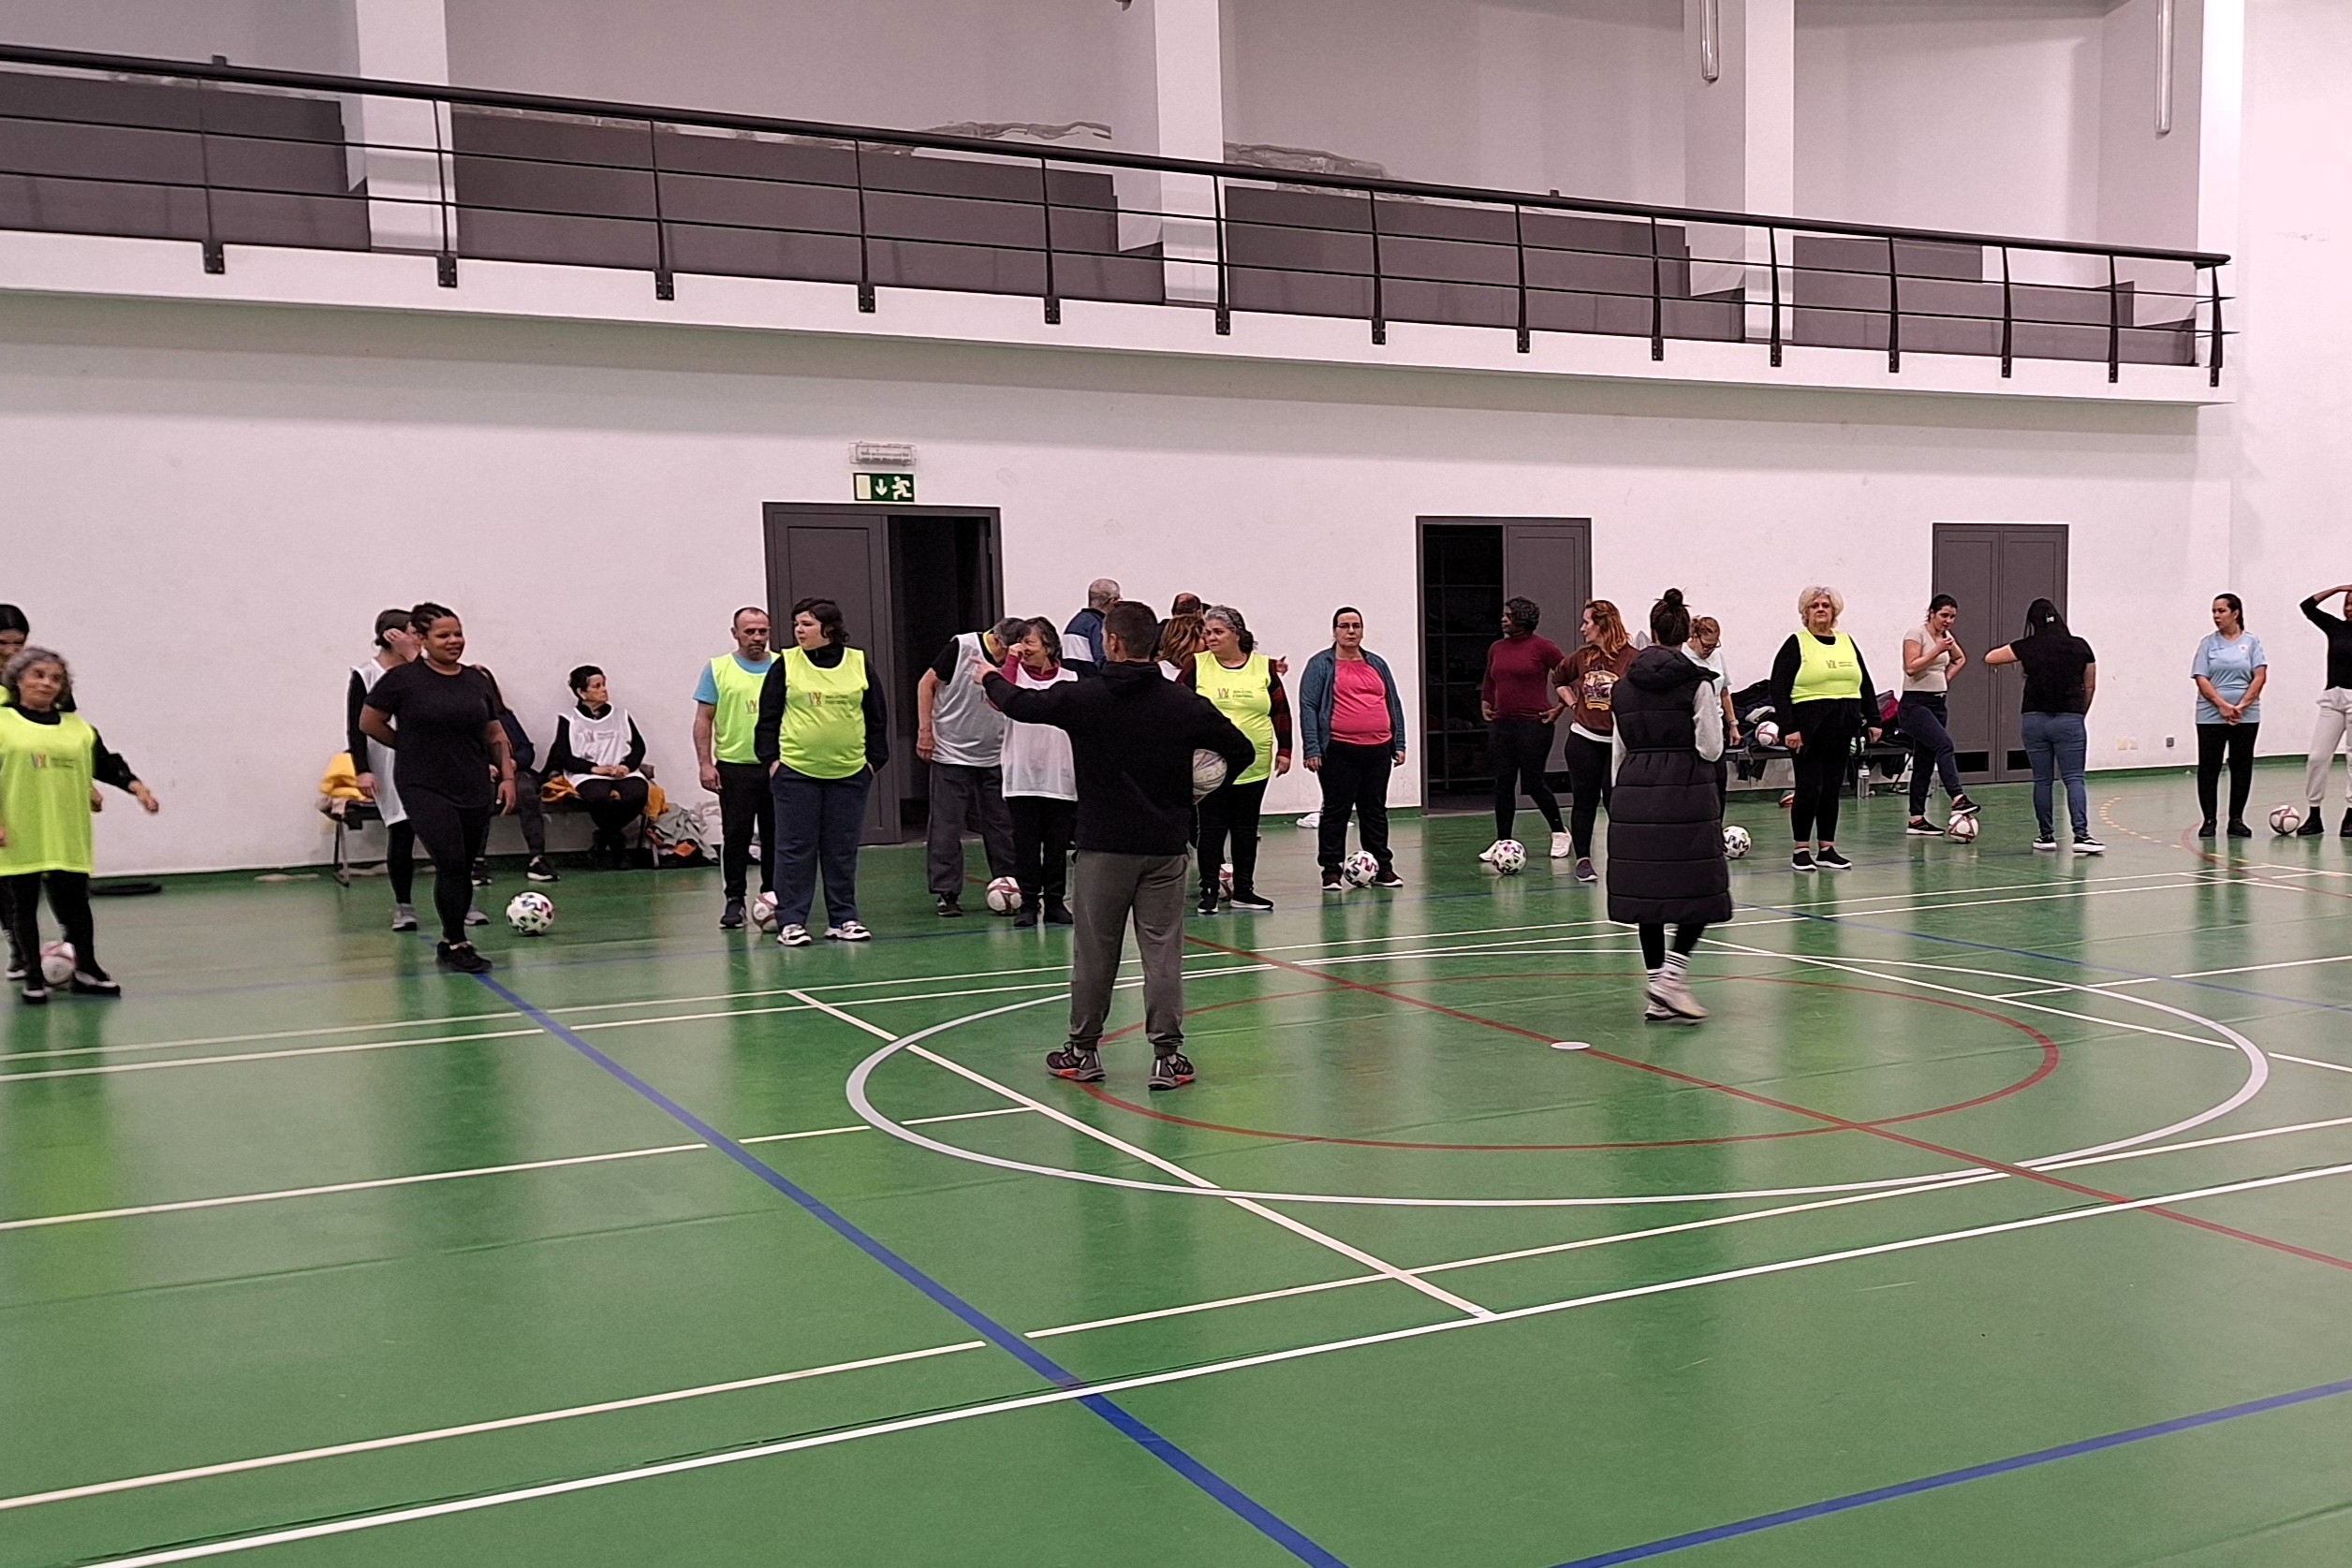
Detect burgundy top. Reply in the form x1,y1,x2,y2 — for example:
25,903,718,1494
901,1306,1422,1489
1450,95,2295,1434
1481,633,1566,721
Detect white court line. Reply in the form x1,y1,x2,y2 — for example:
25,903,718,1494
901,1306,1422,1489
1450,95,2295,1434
65,1159,2352,1567
2174,952,2352,980
787,990,1493,1321
0,1030,551,1083
2276,1054,2352,1077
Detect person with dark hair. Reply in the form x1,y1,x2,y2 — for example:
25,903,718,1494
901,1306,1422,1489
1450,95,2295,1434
548,666,650,866
754,596,888,945
978,599,1252,1091
0,605,27,669
1480,596,1568,863
1984,598,2102,852
1064,578,1120,675
1685,615,1740,812
1552,599,1636,884
1301,606,1406,891
0,647,160,1001
470,674,555,887
347,608,423,929
1898,593,1979,835
2298,582,2352,836
1769,585,1882,870
916,616,1024,916
1606,591,1729,1022
2188,592,2266,838
1183,605,1291,914
696,608,777,929
1170,593,1204,618
999,617,1078,926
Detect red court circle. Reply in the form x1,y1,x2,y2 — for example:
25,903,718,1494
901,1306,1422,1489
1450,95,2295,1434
1087,972,2060,1151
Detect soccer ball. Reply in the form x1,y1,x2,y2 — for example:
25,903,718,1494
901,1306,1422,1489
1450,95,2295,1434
1490,839,1527,874
2271,804,2305,836
505,891,555,935
39,941,75,986
1754,720,1782,749
749,893,778,932
1191,747,1230,801
1219,861,1235,895
1723,825,1751,859
985,876,1022,914
1341,850,1381,887
1947,813,1981,843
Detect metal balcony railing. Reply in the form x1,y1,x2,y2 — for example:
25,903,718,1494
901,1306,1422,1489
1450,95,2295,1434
0,45,2232,386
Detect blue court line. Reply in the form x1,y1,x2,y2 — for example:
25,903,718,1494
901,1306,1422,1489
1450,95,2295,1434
1549,1372,2352,1566
471,974,1350,1568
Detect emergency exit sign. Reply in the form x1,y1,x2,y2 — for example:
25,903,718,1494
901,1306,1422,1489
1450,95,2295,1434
853,472,915,502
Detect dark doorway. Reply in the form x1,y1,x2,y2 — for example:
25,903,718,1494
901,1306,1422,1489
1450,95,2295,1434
1933,522,2069,784
761,504,1003,843
1417,517,1593,811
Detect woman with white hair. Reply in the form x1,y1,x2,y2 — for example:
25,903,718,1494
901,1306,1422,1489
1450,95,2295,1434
1768,585,1882,871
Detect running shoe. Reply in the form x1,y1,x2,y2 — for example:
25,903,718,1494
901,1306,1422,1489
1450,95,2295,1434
1477,842,1501,864
828,921,873,942
1906,817,1944,836
1790,848,1815,871
2073,837,2107,855
464,906,489,927
2197,819,2217,838
2227,820,2254,838
1550,831,1572,858
3,959,22,983
1197,892,1221,916
435,941,492,974
1013,905,1040,929
719,898,745,931
776,924,813,947
1573,857,1597,884
1322,872,1345,892
471,861,492,887
1374,871,1405,888
1949,795,1981,816
1646,975,1708,1020
1228,891,1274,912
70,969,121,997
391,904,419,932
2034,836,2059,852
1045,901,1075,926
2342,811,2352,837
527,857,561,883
936,896,963,918
1815,847,1853,871
1047,1046,1104,1083
2299,812,2327,837
1296,811,1321,829
1642,1001,1678,1022
21,980,47,1005
1148,1052,1197,1091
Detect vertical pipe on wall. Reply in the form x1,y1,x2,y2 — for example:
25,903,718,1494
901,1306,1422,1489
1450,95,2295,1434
2155,0,2176,136
1699,0,1722,82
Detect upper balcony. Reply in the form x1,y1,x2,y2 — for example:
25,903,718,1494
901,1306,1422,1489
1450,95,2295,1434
0,43,2231,405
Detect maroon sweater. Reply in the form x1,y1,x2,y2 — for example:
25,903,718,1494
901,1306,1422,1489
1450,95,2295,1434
1481,633,1566,721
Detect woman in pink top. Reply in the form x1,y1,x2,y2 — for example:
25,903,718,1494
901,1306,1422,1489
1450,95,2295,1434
1479,596,1567,860
1301,607,1408,891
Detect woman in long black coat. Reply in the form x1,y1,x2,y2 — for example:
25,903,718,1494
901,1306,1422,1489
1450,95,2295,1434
1607,589,1731,1021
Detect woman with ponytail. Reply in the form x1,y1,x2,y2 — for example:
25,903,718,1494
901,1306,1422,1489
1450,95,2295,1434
1984,598,2102,852
1897,593,1979,834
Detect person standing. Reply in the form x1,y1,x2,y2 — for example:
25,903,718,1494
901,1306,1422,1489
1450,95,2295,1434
1184,605,1291,914
1686,615,1741,812
1552,599,1636,885
1301,607,1407,892
978,599,1252,1090
1480,597,1568,862
548,666,651,866
1607,591,1729,1022
1897,594,1981,835
0,648,161,1002
359,604,518,974
2188,593,2267,839
1063,579,1119,676
2297,583,2352,837
1983,599,2102,852
999,618,1079,927
1769,586,1883,871
754,597,888,945
695,608,777,930
916,617,1023,917
347,609,422,931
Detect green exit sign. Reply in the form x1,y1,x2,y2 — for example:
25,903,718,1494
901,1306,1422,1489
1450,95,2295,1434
853,472,915,502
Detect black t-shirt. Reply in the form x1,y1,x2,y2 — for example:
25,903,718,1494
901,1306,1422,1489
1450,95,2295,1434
2008,633,2096,715
365,661,500,805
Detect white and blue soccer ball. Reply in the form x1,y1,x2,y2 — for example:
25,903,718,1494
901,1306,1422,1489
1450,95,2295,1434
1341,850,1381,887
1723,825,1752,859
506,891,555,935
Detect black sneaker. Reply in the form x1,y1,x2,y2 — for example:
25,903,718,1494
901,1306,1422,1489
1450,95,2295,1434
1197,891,1221,916
1045,900,1075,926
435,941,493,975
1047,1046,1104,1083
391,904,419,933
527,857,561,882
2299,812,2327,837
1906,817,1944,836
2342,811,2352,838
1573,857,1598,885
1374,870,1405,888
2034,836,2059,852
936,896,963,918
1148,1052,1196,1091
1012,905,1039,929
2198,819,2217,838
1950,795,1980,817
1815,847,1853,871
1228,891,1274,912
720,898,746,931
69,968,120,997
1322,871,1345,892
20,980,47,1005
471,860,493,887
1790,848,1815,871
2227,820,2254,838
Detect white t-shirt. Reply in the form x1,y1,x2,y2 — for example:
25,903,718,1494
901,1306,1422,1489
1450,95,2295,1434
1001,663,1078,800
1903,624,1953,693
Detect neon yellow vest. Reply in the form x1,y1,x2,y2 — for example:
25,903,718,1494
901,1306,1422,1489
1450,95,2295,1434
706,653,772,764
776,646,869,780
1195,651,1275,785
1789,631,1863,704
0,707,96,875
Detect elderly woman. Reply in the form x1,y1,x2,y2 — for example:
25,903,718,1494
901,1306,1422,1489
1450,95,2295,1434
1182,605,1291,913
0,648,160,1002
1768,585,1882,871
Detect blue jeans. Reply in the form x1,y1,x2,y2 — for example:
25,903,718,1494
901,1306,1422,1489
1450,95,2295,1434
2021,711,2089,839
771,764,873,929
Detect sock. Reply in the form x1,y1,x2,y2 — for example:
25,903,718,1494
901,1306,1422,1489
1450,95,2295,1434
1645,965,1664,986
1662,952,1690,982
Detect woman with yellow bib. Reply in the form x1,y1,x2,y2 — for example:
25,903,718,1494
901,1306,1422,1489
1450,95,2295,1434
0,648,160,1003
754,597,889,947
1183,606,1291,914
1768,585,1883,871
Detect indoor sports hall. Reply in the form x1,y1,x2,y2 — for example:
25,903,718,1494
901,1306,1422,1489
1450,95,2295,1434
4,2,2350,1565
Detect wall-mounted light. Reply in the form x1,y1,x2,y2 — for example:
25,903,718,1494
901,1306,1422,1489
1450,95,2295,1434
1699,0,1722,82
2155,0,2175,135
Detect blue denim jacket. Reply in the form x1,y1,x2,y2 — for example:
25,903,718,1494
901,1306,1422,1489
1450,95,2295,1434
1299,647,1406,763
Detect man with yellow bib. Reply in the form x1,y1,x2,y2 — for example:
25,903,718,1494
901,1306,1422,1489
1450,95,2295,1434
0,647,160,1003
1768,585,1883,871
754,597,889,946
1182,605,1292,915
694,607,777,931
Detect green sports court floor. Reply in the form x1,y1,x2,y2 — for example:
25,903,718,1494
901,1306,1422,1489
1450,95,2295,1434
8,766,2352,1567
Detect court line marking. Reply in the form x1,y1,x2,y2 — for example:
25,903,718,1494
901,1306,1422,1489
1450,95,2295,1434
25,1109,2352,1518
788,990,1492,1321
65,1159,2352,1567
2173,952,2352,980
2276,1053,2352,1077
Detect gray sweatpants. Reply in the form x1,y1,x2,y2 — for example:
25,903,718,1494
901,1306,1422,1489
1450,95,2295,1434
926,761,1017,898
1067,849,1190,1055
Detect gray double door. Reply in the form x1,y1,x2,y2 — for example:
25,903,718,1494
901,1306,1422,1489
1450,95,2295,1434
1417,517,1592,802
1931,522,2069,784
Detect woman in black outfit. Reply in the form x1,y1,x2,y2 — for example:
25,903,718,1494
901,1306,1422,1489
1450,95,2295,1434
359,604,517,973
1769,585,1883,871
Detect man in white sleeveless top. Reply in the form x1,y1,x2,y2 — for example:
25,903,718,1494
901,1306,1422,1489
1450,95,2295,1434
916,616,1025,916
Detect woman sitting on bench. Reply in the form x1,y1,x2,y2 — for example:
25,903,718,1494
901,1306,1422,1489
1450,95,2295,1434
548,666,650,867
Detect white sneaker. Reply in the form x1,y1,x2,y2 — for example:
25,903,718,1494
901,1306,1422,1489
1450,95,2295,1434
776,924,812,947
1478,842,1500,864
828,920,873,943
1646,974,1709,1020
1550,831,1573,858
1296,811,1321,829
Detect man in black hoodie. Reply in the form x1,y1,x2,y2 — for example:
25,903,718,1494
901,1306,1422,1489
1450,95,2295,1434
980,600,1253,1089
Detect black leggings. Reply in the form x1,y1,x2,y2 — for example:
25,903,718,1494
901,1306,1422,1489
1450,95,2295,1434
1639,921,1705,969
576,775,650,843
4,870,97,979
1788,702,1859,843
1562,730,1611,857
405,790,492,944
1490,718,1563,840
2197,722,2260,826
1009,794,1076,905
1198,777,1269,899
386,820,416,904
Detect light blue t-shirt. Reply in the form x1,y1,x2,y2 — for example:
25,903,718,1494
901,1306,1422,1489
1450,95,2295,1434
692,651,774,705
2190,632,2266,725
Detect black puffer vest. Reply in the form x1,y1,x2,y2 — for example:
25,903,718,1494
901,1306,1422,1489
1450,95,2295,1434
1605,647,1733,926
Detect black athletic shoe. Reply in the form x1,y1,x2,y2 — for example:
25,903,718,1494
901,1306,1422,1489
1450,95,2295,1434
1374,871,1406,888
1047,1046,1104,1083
1228,890,1275,912
1322,872,1345,892
1906,817,1944,836
1012,906,1039,929
1149,1052,1197,1091
1045,900,1075,927
527,857,561,882
21,980,47,1005
1815,847,1853,871
1790,848,1815,871
2300,812,2328,837
2197,819,2217,838
471,860,493,887
1949,795,1980,817
936,896,963,918
435,941,493,975
2341,811,2352,838
1197,892,1221,916
720,898,745,931
69,968,120,997
2227,820,2254,838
